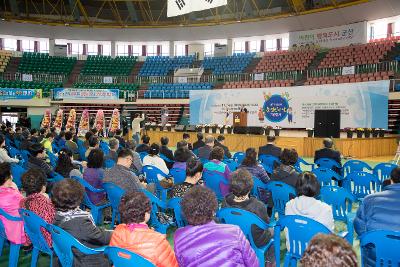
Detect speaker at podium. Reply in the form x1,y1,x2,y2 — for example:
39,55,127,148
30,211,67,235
233,112,248,127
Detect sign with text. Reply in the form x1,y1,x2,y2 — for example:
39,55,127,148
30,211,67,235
53,88,119,100
190,80,389,129
342,66,355,75
103,76,113,84
22,74,33,82
0,88,42,99
254,73,265,81
168,0,227,17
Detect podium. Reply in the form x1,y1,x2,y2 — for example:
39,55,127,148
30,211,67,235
233,112,247,127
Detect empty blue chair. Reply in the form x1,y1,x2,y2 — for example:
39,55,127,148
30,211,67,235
19,209,53,267
0,208,22,267
360,230,400,267
266,181,296,220
46,151,58,168
343,160,372,176
373,162,397,183
217,208,274,267
294,157,314,172
50,224,106,267
233,152,245,164
315,158,341,171
320,186,356,244
140,189,172,234
142,165,170,202
102,182,126,228
104,159,116,169
259,155,280,174
344,171,381,201
168,197,187,228
71,176,110,225
274,215,331,267
223,159,239,171
312,167,344,186
202,170,230,201
10,163,25,189
159,153,174,164
104,246,156,267
170,168,186,184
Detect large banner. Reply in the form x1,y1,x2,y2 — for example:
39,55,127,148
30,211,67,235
289,22,367,48
0,88,42,99
53,88,119,100
190,80,389,129
168,0,227,17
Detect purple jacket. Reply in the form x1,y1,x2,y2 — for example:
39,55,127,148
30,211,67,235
83,168,106,205
174,221,259,267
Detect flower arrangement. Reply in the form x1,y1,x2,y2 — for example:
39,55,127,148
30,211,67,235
274,126,281,136
306,128,314,137
356,128,364,138
356,128,364,131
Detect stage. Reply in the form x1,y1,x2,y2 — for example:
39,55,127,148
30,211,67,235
144,130,398,159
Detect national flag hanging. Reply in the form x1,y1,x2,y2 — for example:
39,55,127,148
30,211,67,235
168,0,227,17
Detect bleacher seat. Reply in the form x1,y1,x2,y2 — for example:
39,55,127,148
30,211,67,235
81,55,137,76
304,71,394,85
73,82,138,91
254,49,317,72
138,56,195,77
222,79,294,89
0,79,62,96
18,52,76,75
202,53,254,75
0,50,12,73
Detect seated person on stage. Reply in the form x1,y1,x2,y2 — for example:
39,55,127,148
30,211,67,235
238,147,270,183
160,137,174,169
169,158,203,199
258,136,282,158
314,138,342,172
214,135,232,159
198,135,214,161
136,135,151,154
192,132,206,151
27,143,53,179
173,141,196,170
354,167,400,267
271,148,301,188
106,138,119,163
203,146,231,195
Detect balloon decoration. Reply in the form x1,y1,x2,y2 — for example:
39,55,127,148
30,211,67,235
53,109,63,133
66,109,77,130
41,109,51,129
78,109,90,136
108,108,120,135
95,110,106,136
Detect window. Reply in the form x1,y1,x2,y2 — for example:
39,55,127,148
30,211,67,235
102,44,111,56
233,41,245,54
265,39,276,51
117,44,128,56
369,25,375,40
39,41,49,53
249,41,259,53
87,44,97,55
204,43,214,56
78,44,84,55
282,37,289,50
22,40,35,52
71,43,79,55
4,38,17,51
132,45,141,56
162,45,169,56
147,45,157,56
175,44,185,56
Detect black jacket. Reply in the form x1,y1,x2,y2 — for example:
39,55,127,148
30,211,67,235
115,136,126,148
270,164,300,188
26,156,53,178
258,144,282,158
198,145,213,160
135,144,150,154
160,145,174,169
214,141,232,159
314,148,342,167
193,140,206,151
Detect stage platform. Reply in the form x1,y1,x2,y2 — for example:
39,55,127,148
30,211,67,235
145,130,398,158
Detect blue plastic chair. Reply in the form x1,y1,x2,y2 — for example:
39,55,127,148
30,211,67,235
71,176,111,225
47,172,65,184
142,165,170,202
139,152,148,162
104,246,156,267
46,151,58,168
170,168,186,184
266,181,296,220
343,160,372,177
344,171,381,201
139,189,172,234
102,182,126,228
20,150,31,166
159,153,174,164
200,158,209,165
217,208,274,267
274,215,332,267
223,159,239,171
49,224,106,267
202,170,230,201
312,167,344,186
78,146,87,161
233,152,245,164
0,208,22,267
373,162,397,183
10,163,25,189
167,197,187,228
51,142,60,154
294,157,315,172
99,141,110,156
320,186,356,244
259,155,280,174
192,149,199,156
7,146,21,158
19,209,53,267
360,230,400,267
104,159,116,169
251,177,268,200
315,158,341,171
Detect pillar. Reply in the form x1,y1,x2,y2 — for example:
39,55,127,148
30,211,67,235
49,38,55,56
169,41,174,57
111,40,116,58
227,38,233,56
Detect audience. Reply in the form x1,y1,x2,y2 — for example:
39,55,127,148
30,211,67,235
54,148,82,178
125,140,142,174
301,234,357,267
136,135,151,153
20,169,55,246
258,136,281,158
354,167,400,267
65,131,79,159
114,129,126,148
160,136,174,169
203,146,231,195
222,169,274,264
109,191,178,267
239,147,270,183
192,132,205,151
27,143,53,178
198,135,214,160
143,143,169,175
174,186,258,267
106,138,119,162
214,135,232,159
271,148,301,188
0,134,19,163
169,158,203,198
314,138,342,173
52,179,111,266
83,149,107,205
19,130,33,150
85,136,100,158
173,141,195,170
0,162,25,245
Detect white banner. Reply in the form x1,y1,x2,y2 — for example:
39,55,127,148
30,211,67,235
342,66,355,76
168,0,227,17
103,76,113,84
22,74,33,82
177,77,188,83
289,22,367,48
254,73,264,81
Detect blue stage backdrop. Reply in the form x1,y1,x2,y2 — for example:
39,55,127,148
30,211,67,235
190,80,389,129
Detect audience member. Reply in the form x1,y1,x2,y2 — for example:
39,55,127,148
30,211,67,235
239,147,270,183
85,136,100,158
301,234,357,267
54,148,82,178
314,138,342,173
169,158,203,198
109,191,178,267
54,131,66,149
143,143,170,175
65,131,79,158
136,135,151,153
30,129,39,143
258,136,281,158
214,135,232,158
160,136,174,169
192,132,205,151
126,141,142,174
181,133,193,150
84,131,94,149
19,130,33,150
198,135,214,160
271,148,300,188
20,169,55,246
0,163,25,245
174,186,258,267
27,143,53,178
0,134,19,164
41,132,56,153
52,179,111,266
37,128,47,143
354,167,400,267
173,141,195,170
106,138,119,162
114,129,126,148
203,146,231,195
83,149,106,205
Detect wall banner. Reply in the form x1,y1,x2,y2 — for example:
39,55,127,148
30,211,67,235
168,0,227,17
53,88,119,100
0,88,42,99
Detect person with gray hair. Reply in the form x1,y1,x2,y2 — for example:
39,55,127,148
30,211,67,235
106,138,119,162
314,138,342,173
198,135,215,160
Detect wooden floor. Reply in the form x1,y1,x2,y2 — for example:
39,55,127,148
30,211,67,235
144,130,398,158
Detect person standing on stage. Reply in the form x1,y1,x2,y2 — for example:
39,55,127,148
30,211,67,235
160,105,169,130
131,113,145,145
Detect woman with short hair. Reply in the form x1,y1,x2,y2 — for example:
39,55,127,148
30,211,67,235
169,158,203,198
203,146,231,195
239,147,270,183
174,186,258,267
54,148,82,178
143,143,169,176
271,148,301,188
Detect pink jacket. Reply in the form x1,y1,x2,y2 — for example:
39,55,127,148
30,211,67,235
0,187,25,244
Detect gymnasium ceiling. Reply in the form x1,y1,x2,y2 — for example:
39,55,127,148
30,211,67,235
0,0,373,28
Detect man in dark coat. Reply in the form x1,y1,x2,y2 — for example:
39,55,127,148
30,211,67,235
214,135,231,159
258,136,282,158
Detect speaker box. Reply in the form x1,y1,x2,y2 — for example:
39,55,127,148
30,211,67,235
233,126,248,134
185,125,196,132
248,127,265,135
175,125,185,132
